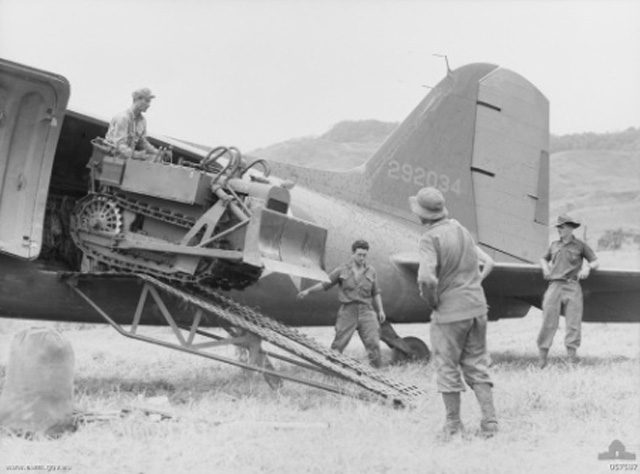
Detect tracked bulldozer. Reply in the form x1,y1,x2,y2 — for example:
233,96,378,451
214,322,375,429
70,139,328,290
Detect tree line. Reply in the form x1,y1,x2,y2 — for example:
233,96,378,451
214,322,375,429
550,127,640,152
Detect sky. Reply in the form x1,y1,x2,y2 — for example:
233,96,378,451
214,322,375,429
1,0,639,151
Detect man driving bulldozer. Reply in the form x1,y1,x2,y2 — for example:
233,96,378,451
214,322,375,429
105,87,170,162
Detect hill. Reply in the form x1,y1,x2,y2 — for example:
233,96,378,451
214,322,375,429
550,149,640,267
250,120,396,170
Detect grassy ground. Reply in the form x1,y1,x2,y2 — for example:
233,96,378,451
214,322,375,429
0,311,638,474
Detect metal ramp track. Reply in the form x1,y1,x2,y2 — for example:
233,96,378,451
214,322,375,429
63,272,426,407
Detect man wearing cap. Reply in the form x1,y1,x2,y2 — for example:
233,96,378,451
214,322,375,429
297,239,386,368
409,186,496,439
105,87,161,160
538,214,599,368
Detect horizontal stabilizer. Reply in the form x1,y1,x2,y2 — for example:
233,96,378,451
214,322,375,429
391,254,640,323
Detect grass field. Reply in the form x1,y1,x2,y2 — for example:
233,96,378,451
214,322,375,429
0,309,638,474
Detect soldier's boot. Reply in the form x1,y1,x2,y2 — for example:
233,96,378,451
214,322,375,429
439,392,464,441
473,383,498,438
538,348,549,369
566,347,579,364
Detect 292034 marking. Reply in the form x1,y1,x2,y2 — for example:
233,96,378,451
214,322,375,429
387,160,461,195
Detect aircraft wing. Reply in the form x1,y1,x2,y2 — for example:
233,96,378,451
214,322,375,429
391,254,640,323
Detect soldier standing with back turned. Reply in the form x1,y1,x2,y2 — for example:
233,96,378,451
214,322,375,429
409,187,497,439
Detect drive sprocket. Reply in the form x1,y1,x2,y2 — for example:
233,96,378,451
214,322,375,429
74,195,123,236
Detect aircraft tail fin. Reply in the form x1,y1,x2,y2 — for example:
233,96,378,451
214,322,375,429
365,63,550,263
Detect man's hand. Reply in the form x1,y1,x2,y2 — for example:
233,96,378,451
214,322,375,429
156,148,173,163
296,290,309,300
420,292,439,310
578,267,590,280
377,311,386,323
418,281,439,310
540,259,551,280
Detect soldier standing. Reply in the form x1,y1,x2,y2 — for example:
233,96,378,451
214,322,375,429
297,239,386,368
409,187,497,439
538,214,599,368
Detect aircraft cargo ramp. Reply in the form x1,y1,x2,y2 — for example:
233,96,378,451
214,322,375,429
62,272,426,408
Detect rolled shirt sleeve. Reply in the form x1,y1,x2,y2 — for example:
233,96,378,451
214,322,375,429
583,242,597,263
322,267,342,291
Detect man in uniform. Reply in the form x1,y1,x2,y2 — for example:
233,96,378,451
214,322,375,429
538,214,599,368
297,239,386,368
106,87,164,161
409,187,496,439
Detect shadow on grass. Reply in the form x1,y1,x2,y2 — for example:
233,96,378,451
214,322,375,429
489,351,634,370
74,370,264,403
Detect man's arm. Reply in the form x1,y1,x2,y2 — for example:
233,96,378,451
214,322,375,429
418,278,439,309
297,281,325,300
540,246,552,280
370,274,386,323
297,268,340,300
139,136,159,155
476,246,494,281
137,116,159,155
578,258,599,280
373,293,386,323
579,243,599,279
417,236,439,309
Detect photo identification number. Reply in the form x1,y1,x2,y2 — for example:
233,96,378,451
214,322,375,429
387,160,461,195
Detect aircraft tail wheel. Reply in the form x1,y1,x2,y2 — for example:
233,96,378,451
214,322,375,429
391,336,431,364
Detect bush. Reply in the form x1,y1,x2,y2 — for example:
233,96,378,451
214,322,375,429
597,228,640,250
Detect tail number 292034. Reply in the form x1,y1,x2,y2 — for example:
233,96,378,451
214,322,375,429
387,160,461,195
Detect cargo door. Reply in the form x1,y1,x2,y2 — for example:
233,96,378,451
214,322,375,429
0,59,70,259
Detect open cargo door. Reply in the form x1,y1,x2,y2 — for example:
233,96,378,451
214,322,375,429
0,59,70,259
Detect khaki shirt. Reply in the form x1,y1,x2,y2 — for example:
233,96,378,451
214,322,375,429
105,107,155,156
542,236,596,281
417,218,487,323
322,262,380,307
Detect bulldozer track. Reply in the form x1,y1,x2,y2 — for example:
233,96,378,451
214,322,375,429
140,275,425,406
71,192,260,289
108,191,196,229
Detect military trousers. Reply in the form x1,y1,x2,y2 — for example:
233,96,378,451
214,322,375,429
430,315,492,392
331,303,381,367
537,280,583,351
